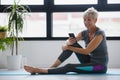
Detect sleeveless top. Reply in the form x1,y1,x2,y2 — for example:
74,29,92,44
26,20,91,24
82,27,108,66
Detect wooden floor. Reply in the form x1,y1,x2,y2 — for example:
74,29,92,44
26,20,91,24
0,69,120,80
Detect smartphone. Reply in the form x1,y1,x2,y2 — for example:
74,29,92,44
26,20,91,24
69,33,75,38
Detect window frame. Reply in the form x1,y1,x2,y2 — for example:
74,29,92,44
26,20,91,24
0,0,120,40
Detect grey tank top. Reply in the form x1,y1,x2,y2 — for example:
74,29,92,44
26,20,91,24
82,27,108,66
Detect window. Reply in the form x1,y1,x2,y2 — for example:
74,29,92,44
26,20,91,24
97,12,120,37
53,12,120,37
22,13,46,37
108,0,120,4
53,12,85,37
54,0,97,5
0,0,120,40
0,13,8,26
0,13,46,37
1,0,44,5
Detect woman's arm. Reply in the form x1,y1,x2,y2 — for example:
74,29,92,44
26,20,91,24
76,32,83,41
63,34,103,55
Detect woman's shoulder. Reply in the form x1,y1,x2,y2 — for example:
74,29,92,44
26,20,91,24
97,27,105,34
96,27,106,37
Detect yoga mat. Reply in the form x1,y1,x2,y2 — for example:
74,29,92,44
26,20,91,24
106,69,120,75
0,69,30,75
0,69,120,76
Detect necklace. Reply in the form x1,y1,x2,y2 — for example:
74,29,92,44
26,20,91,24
89,33,95,41
88,27,97,41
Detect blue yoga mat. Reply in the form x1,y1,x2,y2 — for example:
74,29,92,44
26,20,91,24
0,69,120,75
0,69,30,75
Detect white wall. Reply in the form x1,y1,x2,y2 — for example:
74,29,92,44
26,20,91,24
0,40,120,69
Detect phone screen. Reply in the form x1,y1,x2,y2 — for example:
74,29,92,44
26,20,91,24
69,33,75,38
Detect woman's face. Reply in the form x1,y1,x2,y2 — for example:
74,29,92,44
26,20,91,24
84,16,97,30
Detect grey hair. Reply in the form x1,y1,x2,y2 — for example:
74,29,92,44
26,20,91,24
83,7,98,19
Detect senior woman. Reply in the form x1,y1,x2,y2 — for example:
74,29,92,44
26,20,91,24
24,7,108,74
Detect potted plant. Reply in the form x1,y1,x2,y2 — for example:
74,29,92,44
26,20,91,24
0,38,12,52
0,25,12,52
0,38,13,52
0,25,8,39
3,0,30,70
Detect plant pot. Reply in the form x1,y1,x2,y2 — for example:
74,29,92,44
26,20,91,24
7,55,22,70
0,32,6,39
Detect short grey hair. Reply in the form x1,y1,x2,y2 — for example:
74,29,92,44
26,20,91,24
83,7,98,19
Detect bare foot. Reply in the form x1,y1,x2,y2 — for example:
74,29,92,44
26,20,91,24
24,65,39,73
24,65,48,74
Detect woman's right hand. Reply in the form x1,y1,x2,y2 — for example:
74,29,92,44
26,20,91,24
66,37,77,45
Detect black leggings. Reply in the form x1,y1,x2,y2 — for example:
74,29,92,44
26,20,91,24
48,43,107,74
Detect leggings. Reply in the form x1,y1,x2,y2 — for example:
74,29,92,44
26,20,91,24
48,43,107,74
